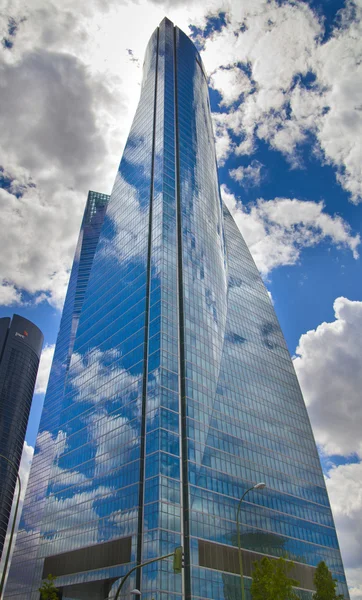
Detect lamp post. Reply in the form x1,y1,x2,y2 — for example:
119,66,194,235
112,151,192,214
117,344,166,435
236,482,266,600
113,548,181,600
0,454,22,598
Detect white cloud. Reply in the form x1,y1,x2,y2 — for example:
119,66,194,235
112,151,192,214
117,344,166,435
0,0,360,309
210,66,252,107
221,185,360,275
0,51,111,189
0,186,85,309
293,297,362,595
212,113,236,165
229,159,264,187
17,442,34,504
294,296,362,458
345,567,362,600
0,442,34,574
313,2,362,203
0,20,130,308
0,4,133,310
201,0,362,201
0,0,226,308
0,283,22,306
325,461,362,599
35,344,55,395
326,462,362,568
1,0,360,310
202,0,322,165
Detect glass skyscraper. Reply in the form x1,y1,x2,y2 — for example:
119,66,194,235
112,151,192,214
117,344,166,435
0,314,43,561
5,17,348,600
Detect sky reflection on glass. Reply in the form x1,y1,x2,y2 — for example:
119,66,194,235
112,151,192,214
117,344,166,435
5,17,349,600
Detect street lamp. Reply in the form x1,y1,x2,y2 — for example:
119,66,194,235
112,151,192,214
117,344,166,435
113,547,182,600
0,454,22,598
236,482,266,600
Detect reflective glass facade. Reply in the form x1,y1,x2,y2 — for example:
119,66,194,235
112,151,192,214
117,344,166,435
4,191,108,596
0,314,43,560
0,315,44,558
6,18,348,600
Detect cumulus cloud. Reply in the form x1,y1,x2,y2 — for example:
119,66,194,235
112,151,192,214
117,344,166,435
0,51,111,189
294,296,362,595
229,159,264,187
0,442,34,572
0,284,22,306
212,114,236,165
313,2,362,203
345,567,362,600
0,0,360,311
294,296,362,458
0,0,227,308
203,0,323,164
0,14,132,309
326,462,362,570
210,66,252,107
0,185,85,309
221,185,360,275
201,0,362,200
325,461,362,600
35,344,55,395
17,442,34,505
0,1,130,309
1,0,359,309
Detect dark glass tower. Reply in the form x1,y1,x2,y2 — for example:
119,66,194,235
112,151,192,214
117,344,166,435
5,18,348,600
0,314,43,560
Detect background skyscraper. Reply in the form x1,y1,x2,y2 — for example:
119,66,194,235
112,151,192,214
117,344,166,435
0,314,43,560
2,190,108,597
5,18,349,600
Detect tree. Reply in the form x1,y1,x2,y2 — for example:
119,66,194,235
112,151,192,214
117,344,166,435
251,556,300,600
38,574,59,600
313,561,344,600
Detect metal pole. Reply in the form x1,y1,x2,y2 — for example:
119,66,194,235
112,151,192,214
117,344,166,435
236,483,266,600
113,551,175,600
0,454,22,598
236,486,254,600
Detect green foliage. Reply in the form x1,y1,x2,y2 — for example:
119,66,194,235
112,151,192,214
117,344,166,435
251,556,300,600
38,574,59,600
313,561,344,600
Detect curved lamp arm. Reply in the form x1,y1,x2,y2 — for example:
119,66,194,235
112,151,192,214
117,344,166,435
236,482,266,600
113,551,174,600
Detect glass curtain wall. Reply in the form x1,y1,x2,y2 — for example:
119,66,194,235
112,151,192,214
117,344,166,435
5,191,109,597
5,17,349,600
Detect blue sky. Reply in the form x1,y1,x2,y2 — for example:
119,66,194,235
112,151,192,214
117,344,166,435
0,0,361,596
